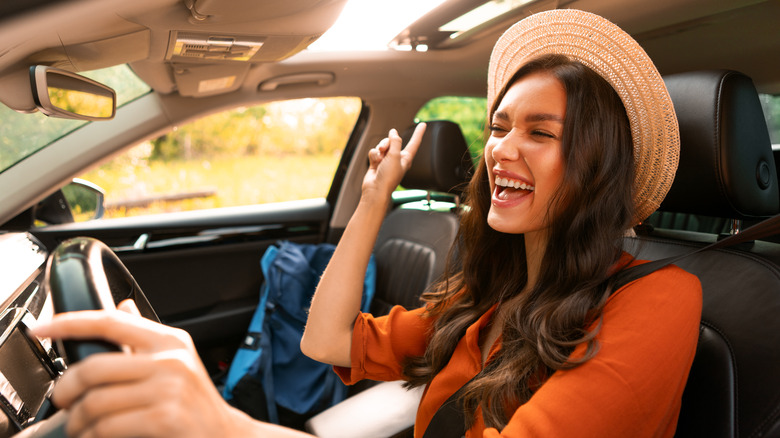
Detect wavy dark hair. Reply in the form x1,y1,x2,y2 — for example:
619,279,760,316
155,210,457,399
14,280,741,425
401,54,636,429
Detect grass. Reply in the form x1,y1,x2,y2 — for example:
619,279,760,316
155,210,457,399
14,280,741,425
79,152,342,218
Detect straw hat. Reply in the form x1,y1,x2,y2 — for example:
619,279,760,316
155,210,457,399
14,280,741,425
487,9,680,223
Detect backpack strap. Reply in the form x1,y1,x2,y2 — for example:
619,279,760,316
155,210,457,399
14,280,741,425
421,214,780,437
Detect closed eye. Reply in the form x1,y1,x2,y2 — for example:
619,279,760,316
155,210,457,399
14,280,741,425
532,130,556,139
489,125,508,135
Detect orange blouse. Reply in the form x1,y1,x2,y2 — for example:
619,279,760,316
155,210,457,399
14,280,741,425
334,257,702,438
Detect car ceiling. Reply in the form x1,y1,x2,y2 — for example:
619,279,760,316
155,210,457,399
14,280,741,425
0,0,778,114
0,0,778,231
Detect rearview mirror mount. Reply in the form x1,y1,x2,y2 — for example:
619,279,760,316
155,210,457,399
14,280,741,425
30,65,116,121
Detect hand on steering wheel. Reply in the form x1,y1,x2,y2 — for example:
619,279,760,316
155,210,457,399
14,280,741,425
26,237,312,438
25,238,242,437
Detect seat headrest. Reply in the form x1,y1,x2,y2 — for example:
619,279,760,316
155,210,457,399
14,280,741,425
659,70,779,219
400,120,474,194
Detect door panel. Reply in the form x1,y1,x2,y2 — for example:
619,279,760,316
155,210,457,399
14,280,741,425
31,198,331,373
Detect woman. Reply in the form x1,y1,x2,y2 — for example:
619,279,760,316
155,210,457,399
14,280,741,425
32,9,701,438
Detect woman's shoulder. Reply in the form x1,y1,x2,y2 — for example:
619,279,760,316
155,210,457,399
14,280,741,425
608,255,702,312
618,251,700,284
630,257,700,284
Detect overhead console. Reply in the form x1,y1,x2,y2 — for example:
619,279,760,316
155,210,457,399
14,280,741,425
151,0,350,97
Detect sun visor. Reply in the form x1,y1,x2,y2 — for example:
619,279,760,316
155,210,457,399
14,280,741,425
27,29,151,72
0,28,149,112
0,69,37,112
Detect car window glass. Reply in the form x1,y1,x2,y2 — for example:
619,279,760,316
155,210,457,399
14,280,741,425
0,64,150,174
74,97,362,219
759,93,780,146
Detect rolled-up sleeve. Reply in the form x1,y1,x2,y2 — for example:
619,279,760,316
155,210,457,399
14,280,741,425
334,305,434,384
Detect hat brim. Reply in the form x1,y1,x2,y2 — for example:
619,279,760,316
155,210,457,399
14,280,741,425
487,9,680,223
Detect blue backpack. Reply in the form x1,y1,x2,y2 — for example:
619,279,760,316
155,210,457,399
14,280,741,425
222,241,376,424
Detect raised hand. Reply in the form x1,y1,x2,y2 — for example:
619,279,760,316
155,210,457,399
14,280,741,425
362,123,426,201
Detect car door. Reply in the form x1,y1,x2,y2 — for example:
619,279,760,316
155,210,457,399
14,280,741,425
28,98,368,376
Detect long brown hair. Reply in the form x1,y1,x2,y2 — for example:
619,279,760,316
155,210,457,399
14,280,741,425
402,54,636,429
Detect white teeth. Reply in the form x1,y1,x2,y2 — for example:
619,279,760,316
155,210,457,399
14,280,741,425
495,176,534,191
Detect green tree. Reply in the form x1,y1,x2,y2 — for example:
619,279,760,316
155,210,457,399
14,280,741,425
759,94,780,144
146,97,361,162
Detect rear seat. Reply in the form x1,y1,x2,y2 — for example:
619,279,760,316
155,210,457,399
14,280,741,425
627,70,780,437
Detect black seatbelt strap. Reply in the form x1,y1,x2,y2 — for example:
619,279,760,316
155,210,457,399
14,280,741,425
423,361,498,438
422,213,780,438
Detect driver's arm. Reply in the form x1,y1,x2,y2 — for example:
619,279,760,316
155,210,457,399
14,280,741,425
30,300,316,438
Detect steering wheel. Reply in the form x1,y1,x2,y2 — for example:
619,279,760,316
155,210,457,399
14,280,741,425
44,236,159,362
48,237,159,319
26,237,159,437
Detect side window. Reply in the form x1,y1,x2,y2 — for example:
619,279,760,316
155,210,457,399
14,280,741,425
759,93,780,145
77,97,361,219
415,95,487,164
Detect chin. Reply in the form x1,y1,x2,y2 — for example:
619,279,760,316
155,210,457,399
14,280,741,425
487,212,522,234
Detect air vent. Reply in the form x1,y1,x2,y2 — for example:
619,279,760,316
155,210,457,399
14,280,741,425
168,32,264,62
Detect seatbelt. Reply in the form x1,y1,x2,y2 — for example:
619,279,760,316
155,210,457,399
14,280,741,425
613,213,780,286
422,213,780,438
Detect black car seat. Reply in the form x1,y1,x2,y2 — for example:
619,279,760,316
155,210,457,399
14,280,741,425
625,70,780,437
370,120,474,316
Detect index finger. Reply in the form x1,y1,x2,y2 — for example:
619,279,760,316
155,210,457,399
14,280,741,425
401,122,426,162
32,309,183,353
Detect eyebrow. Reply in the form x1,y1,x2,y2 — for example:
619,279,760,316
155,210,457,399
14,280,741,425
493,110,564,124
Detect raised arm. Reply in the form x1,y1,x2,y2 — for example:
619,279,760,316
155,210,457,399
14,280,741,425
300,123,426,367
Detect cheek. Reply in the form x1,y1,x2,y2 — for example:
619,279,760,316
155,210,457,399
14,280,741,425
552,152,566,185
542,147,566,185
538,155,566,212
550,161,565,187
484,146,496,186
483,143,494,166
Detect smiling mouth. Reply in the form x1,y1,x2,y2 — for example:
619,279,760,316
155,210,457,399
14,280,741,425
495,176,534,191
494,176,534,201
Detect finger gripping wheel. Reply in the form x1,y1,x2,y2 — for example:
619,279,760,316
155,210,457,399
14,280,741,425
45,237,159,363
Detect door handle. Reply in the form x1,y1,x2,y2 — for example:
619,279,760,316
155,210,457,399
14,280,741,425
110,233,150,253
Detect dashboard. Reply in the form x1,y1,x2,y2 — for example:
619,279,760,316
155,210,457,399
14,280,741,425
0,233,60,436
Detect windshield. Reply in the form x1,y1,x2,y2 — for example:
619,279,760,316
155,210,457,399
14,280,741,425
0,64,151,174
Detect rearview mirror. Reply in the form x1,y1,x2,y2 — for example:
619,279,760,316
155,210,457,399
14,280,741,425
30,65,116,121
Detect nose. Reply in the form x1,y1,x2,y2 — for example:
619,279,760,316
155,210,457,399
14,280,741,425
490,134,521,163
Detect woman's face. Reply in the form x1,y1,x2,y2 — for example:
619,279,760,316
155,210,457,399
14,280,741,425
484,71,566,237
